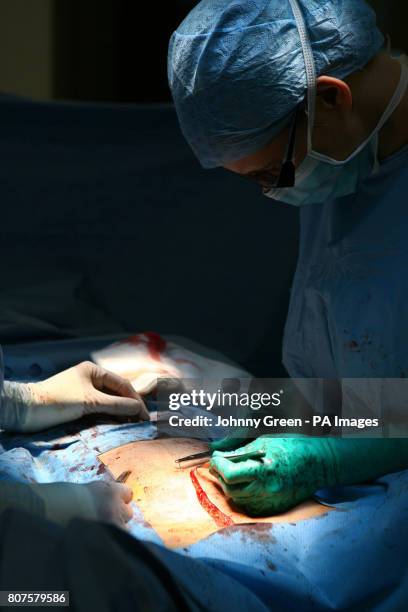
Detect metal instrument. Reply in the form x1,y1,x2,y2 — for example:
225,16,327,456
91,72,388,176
175,448,266,465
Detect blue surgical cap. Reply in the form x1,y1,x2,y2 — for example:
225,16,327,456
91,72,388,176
168,0,384,168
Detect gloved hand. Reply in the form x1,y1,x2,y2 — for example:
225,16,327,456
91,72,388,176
210,435,408,516
1,361,150,433
209,431,250,452
0,480,134,528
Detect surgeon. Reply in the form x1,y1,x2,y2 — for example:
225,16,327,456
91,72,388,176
0,359,149,526
168,0,408,515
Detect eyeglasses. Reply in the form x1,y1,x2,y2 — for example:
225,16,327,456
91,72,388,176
260,102,302,193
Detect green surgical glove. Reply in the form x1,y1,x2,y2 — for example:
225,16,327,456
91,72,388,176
209,433,250,452
210,436,408,516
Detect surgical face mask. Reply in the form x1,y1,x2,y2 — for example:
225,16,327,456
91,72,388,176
265,62,408,206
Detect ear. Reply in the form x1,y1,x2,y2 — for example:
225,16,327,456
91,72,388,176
316,76,353,112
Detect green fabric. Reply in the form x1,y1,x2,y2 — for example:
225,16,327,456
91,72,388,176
210,436,408,516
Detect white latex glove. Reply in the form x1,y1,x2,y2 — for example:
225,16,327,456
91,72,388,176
0,480,134,528
1,361,150,432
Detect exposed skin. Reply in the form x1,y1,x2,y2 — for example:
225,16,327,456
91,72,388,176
224,52,408,189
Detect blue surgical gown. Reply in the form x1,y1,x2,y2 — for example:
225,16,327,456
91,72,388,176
283,145,408,380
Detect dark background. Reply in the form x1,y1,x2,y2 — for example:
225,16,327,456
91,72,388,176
53,1,198,103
